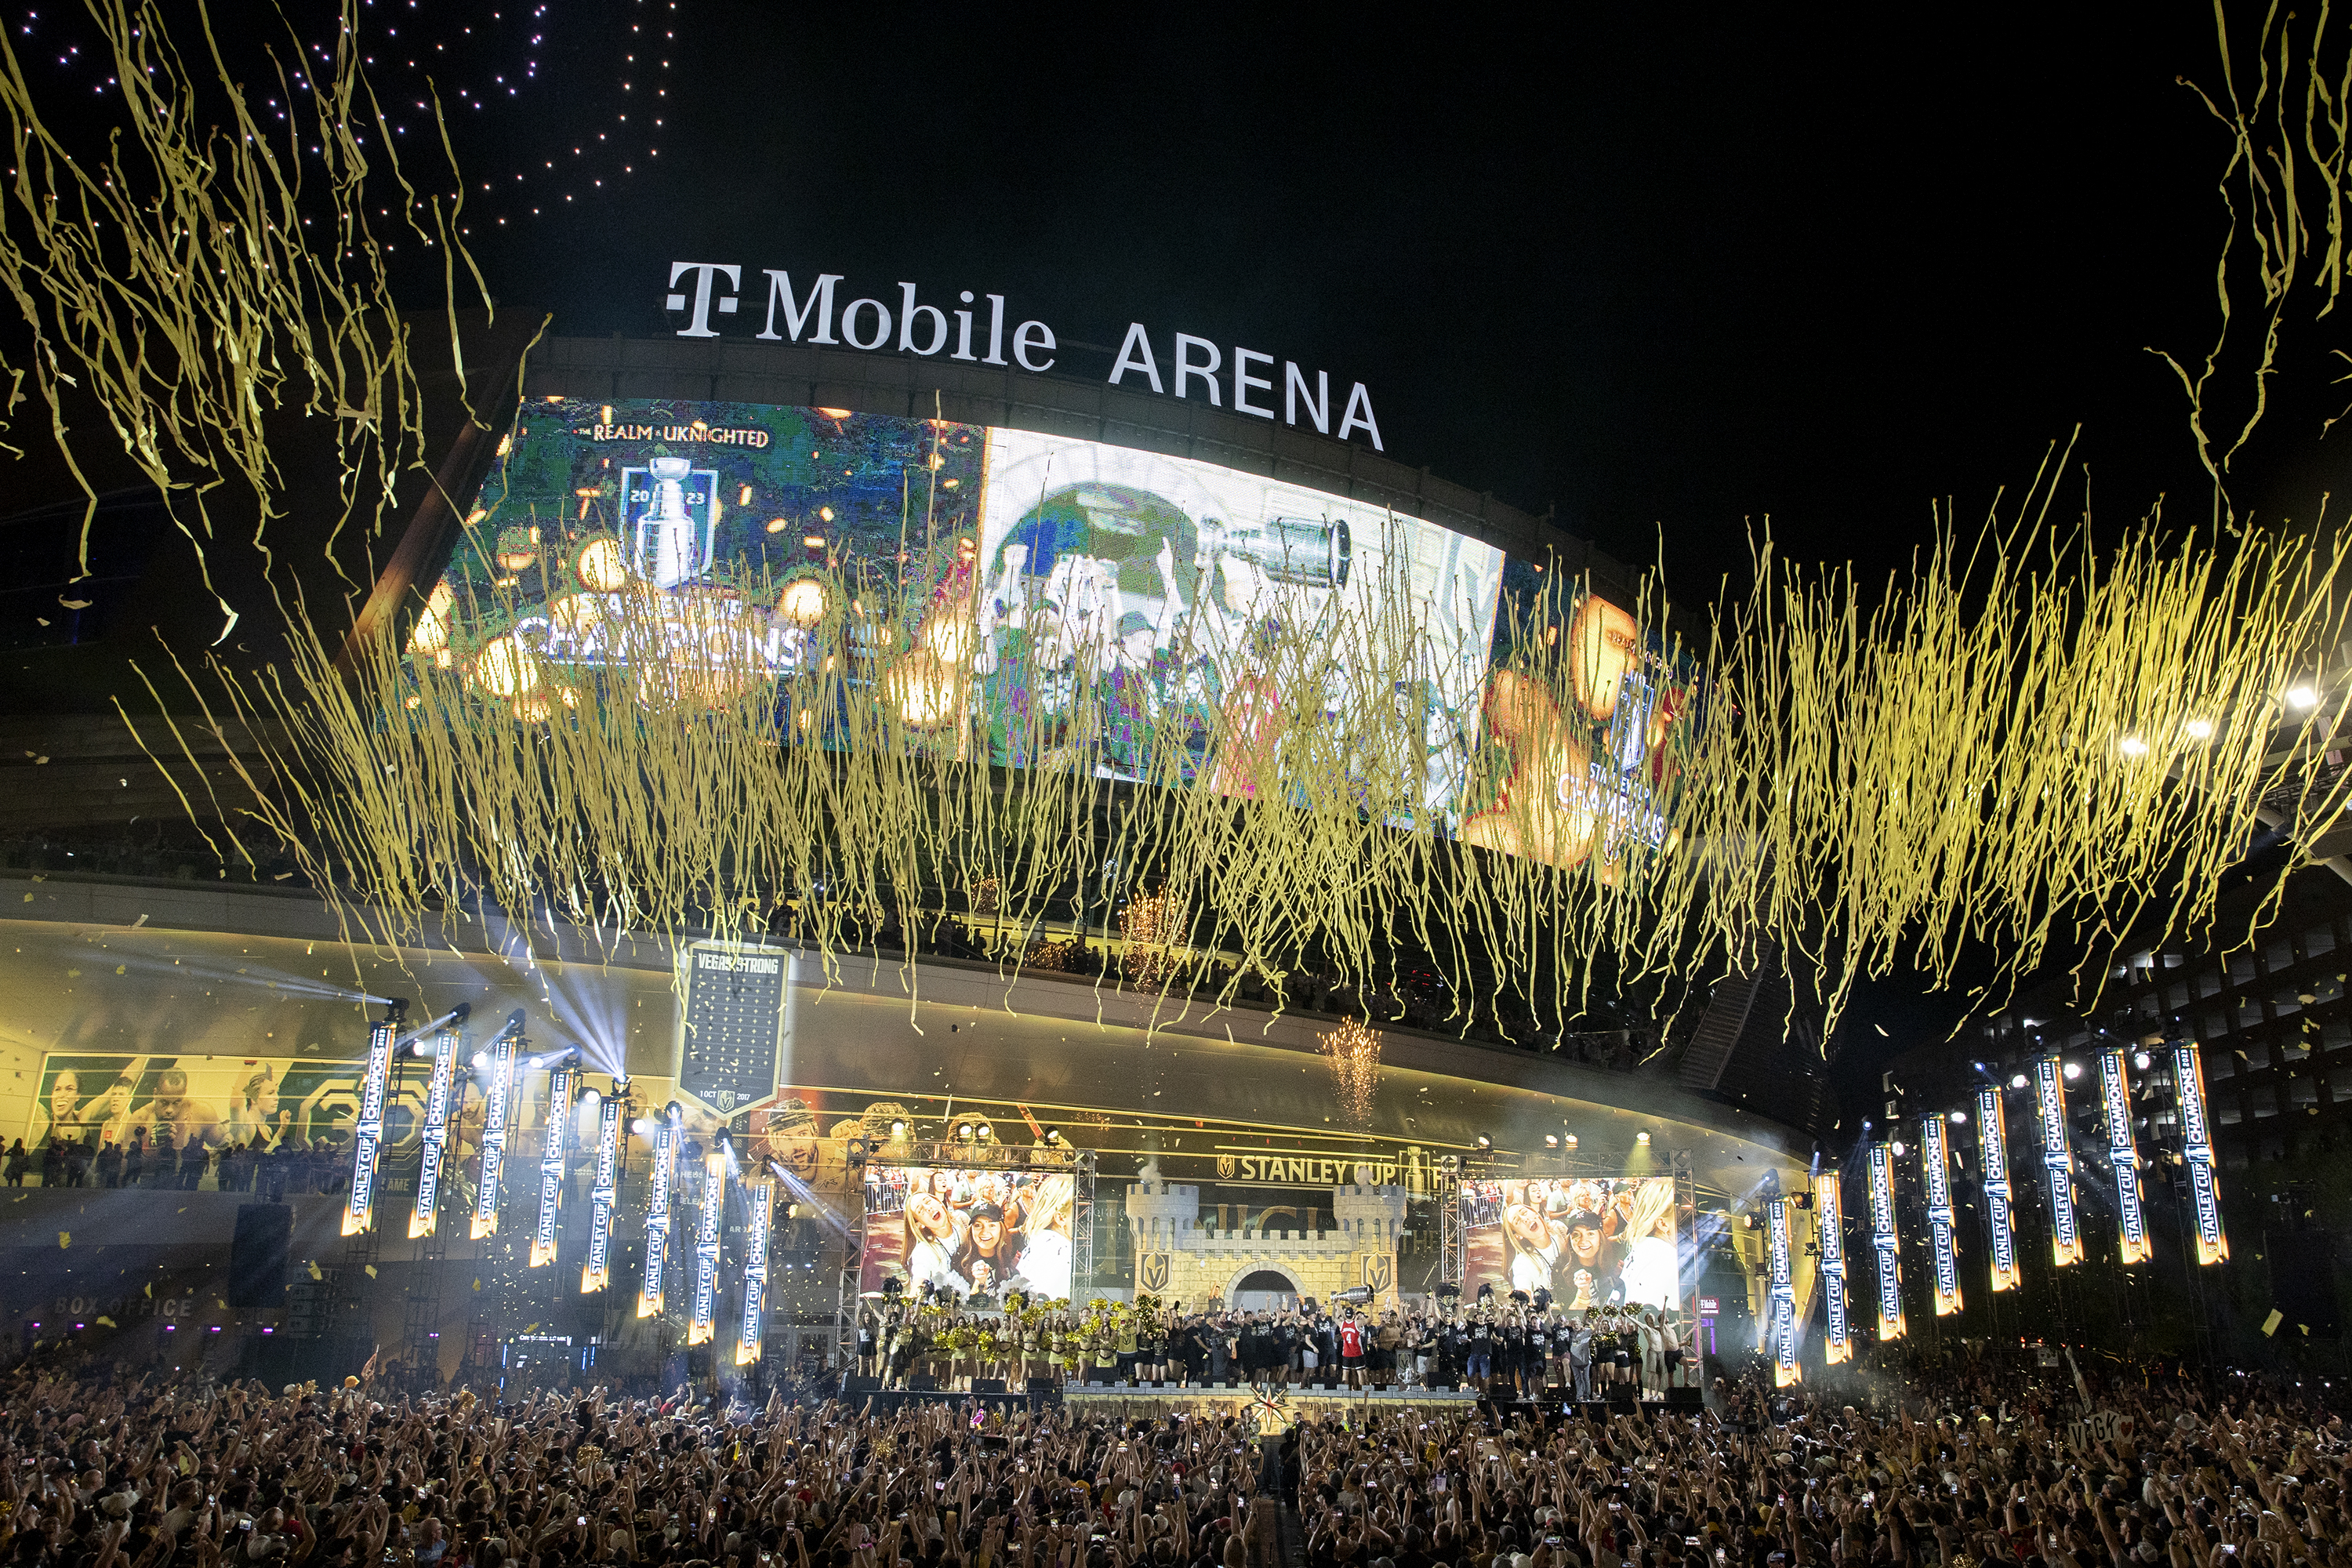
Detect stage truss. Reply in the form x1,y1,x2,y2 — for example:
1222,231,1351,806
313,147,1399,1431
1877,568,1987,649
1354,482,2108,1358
1437,1155,1465,1290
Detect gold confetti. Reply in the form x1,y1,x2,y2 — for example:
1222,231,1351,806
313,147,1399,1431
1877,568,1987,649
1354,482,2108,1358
306,1261,323,1281
165,510,2352,1043
56,1232,68,1248
94,1316,114,1328
364,1265,377,1278
0,0,474,635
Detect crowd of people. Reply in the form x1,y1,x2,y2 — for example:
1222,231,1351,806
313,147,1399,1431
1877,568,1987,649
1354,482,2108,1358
856,1298,1696,1401
0,1337,2338,1568
2,1131,352,1196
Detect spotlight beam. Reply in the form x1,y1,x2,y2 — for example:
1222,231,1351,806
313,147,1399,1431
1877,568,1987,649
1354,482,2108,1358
395,1002,470,1053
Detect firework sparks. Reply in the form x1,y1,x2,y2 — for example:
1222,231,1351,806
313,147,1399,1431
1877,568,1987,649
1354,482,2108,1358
1319,1019,1382,1127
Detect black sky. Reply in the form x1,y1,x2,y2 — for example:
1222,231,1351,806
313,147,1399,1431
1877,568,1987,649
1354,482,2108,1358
427,4,2296,602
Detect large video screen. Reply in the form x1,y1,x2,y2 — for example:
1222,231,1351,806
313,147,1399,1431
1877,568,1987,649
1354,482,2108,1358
972,428,1504,800
411,397,1689,859
1459,1174,1681,1310
857,1164,1076,1300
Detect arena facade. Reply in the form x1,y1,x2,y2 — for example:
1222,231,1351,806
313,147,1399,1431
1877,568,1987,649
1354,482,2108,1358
0,328,1813,1392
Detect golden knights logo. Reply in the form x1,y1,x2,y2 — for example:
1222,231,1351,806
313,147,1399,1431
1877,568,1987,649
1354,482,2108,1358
1216,1154,1237,1179
1245,1384,1295,1435
1138,1254,1171,1294
1361,1254,1393,1295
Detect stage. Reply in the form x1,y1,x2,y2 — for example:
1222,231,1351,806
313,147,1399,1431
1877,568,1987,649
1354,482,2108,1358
1054,1384,1703,1425
1061,1381,1481,1422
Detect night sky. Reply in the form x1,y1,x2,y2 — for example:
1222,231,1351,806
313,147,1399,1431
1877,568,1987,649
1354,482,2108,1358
16,3,2336,1089
428,4,2296,596
15,3,2307,588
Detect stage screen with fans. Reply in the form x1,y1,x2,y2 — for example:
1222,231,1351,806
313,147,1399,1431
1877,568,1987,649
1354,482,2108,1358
410,398,1692,852
856,1163,1076,1301
1458,1174,1682,1311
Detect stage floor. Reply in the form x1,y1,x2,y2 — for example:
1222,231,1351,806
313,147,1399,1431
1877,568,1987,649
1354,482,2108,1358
834,1378,1702,1422
1061,1382,1481,1421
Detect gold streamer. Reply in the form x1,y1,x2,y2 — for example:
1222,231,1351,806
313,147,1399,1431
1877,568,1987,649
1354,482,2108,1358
0,0,484,633
158,444,2352,1044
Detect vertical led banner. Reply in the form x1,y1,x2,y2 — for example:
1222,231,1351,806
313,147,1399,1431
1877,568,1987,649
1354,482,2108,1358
409,1025,461,1239
2174,1044,2230,1265
1817,1176,1852,1365
530,1065,575,1269
2098,1049,2151,1265
1867,1142,1905,1341
687,1147,725,1345
1975,1084,2021,1293
637,1105,680,1318
471,1025,522,1240
581,1092,623,1293
737,1181,772,1367
1919,1116,1963,1316
342,1011,398,1236
2034,1057,2084,1266
1765,1195,1801,1385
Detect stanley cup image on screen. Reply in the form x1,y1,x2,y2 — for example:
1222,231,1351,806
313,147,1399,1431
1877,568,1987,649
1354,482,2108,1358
972,427,1504,806
858,1165,1077,1300
1457,1175,1679,1309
